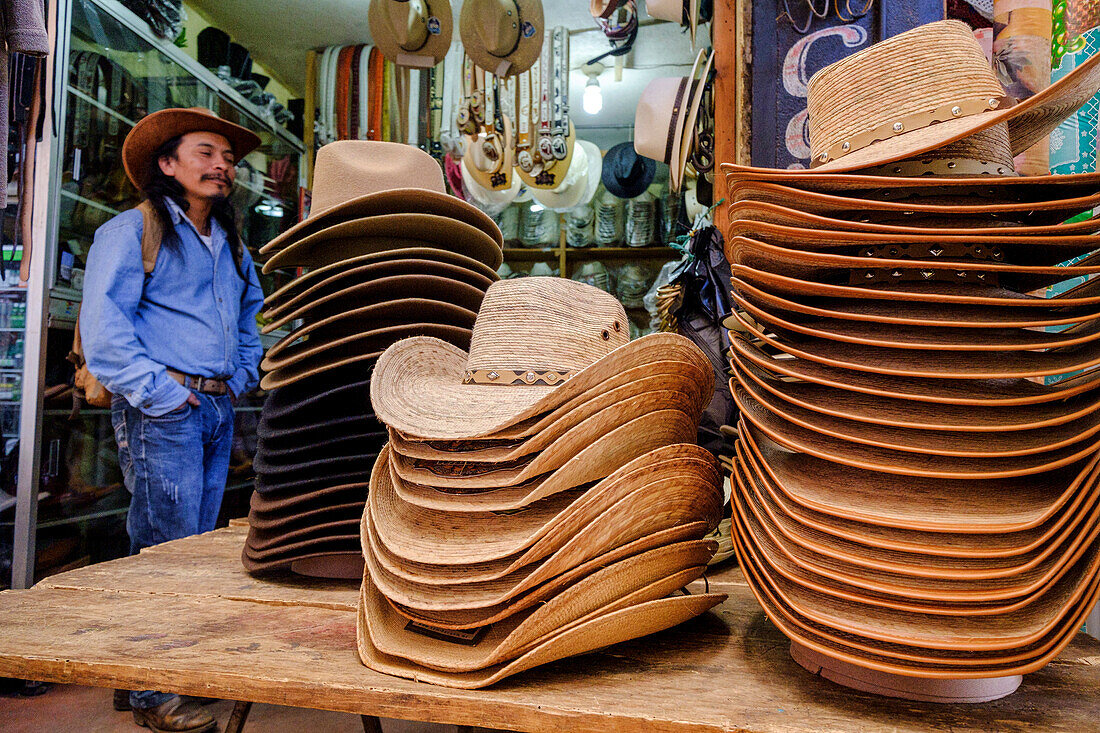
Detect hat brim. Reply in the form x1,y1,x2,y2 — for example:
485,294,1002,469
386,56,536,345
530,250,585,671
368,0,453,67
372,448,720,576
262,212,503,273
369,332,713,440
264,249,499,311
249,481,369,512
262,274,486,334
808,50,1100,173
261,189,503,256
260,323,473,389
265,299,478,359
672,49,712,193
516,123,578,191
360,534,715,673
123,107,261,190
601,145,655,199
261,378,373,422
254,469,374,495
357,573,724,687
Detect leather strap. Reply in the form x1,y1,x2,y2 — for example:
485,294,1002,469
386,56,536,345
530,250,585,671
358,44,373,139
167,369,229,395
336,44,354,140
369,47,385,140
350,44,364,138
463,367,575,386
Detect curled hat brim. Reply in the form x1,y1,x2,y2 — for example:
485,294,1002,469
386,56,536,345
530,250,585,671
123,107,260,190
369,332,713,440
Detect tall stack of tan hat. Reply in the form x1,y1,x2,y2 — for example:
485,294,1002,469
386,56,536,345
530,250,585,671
242,141,503,577
719,20,1100,703
357,277,727,687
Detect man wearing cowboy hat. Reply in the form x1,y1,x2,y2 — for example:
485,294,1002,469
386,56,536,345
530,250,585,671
80,108,264,733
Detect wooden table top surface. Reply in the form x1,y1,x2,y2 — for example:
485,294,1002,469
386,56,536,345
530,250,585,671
0,524,1098,733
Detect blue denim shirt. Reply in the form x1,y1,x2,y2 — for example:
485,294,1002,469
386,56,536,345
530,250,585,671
81,199,264,416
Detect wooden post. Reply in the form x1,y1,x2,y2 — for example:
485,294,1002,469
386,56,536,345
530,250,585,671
304,49,318,189
712,0,750,226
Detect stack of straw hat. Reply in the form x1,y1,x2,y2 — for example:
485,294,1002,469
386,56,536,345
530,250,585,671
719,20,1100,703
241,141,504,577
357,276,727,687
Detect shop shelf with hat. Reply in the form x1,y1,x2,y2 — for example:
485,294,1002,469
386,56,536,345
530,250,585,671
719,19,1100,703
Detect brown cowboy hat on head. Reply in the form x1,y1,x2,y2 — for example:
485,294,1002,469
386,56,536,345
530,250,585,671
122,107,261,190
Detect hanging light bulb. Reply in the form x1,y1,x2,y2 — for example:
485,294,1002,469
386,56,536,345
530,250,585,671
583,77,603,115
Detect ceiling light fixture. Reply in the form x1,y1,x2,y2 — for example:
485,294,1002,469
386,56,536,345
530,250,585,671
581,62,605,115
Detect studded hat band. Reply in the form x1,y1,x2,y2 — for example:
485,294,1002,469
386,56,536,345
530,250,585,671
463,368,576,386
857,157,1015,178
811,95,1011,167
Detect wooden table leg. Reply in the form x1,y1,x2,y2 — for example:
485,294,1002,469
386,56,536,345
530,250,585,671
361,714,383,732
223,701,252,733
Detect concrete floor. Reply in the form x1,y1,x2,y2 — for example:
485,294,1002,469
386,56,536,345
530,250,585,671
0,683,486,732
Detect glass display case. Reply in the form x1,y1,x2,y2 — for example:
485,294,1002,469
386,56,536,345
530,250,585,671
1,0,304,588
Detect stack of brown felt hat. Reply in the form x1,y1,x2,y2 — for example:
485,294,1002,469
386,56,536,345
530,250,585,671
358,276,727,688
718,20,1100,703
242,141,504,577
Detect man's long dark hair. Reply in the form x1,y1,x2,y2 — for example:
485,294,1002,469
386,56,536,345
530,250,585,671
143,134,248,281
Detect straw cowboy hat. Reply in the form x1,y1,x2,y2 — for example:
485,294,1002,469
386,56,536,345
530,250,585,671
530,139,601,211
369,277,714,439
368,0,452,67
634,49,712,192
122,107,260,190
260,141,502,256
459,0,544,77
733,20,1100,175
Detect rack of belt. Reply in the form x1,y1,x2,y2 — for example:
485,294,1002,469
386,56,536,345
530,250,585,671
314,44,394,145
458,27,583,208
66,51,147,233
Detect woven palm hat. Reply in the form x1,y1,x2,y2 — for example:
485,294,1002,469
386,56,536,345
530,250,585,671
262,212,503,274
122,107,260,190
360,537,717,675
261,141,502,255
459,0,544,77
260,324,472,390
368,0,452,67
372,444,717,567
357,559,725,687
799,20,1100,173
370,277,713,439
261,274,487,334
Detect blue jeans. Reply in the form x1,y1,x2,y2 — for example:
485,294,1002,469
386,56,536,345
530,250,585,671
111,390,234,709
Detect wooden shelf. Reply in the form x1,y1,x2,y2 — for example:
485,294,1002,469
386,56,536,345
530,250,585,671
568,246,678,259
502,247,558,261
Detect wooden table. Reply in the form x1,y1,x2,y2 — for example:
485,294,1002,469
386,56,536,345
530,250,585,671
1,524,1099,733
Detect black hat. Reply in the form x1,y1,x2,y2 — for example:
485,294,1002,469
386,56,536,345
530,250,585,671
228,42,252,80
197,27,230,69
254,469,373,495
255,431,387,464
601,142,656,199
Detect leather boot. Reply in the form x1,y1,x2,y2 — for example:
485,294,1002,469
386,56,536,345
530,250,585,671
132,695,216,733
113,689,132,711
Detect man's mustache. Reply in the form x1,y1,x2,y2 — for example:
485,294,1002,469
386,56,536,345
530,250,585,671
202,174,231,185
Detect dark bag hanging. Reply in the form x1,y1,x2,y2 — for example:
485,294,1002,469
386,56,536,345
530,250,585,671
672,225,735,457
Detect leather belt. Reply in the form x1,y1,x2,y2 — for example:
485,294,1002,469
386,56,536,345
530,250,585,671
167,369,229,396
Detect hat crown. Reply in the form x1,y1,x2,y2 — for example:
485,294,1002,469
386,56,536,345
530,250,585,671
466,278,628,375
634,76,689,165
392,0,429,50
474,0,521,56
309,141,446,217
806,20,1005,165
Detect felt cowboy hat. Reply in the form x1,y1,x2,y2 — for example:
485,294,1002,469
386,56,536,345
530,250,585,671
260,324,473,390
370,277,714,439
645,0,702,46
261,274,486,334
264,249,498,311
122,107,260,190
260,379,373,424
601,141,655,198
368,0,452,67
734,20,1100,175
459,0,544,77
260,141,502,255
634,49,712,193
262,212,504,274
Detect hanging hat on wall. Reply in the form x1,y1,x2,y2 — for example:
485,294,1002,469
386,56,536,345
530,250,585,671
601,141,655,199
645,0,702,45
197,27,230,69
459,0,545,77
530,138,601,211
634,48,712,193
368,0,453,68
